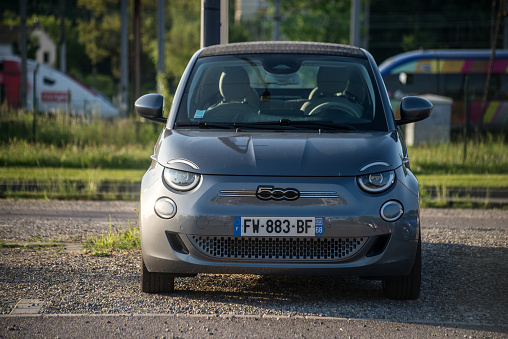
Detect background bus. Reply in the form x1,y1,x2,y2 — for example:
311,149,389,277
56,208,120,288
379,50,508,133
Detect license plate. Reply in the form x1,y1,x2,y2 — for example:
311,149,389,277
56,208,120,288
233,217,323,237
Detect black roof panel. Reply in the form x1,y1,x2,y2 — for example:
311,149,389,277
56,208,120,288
198,41,366,59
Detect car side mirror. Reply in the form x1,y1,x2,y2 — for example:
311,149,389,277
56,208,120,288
395,96,433,126
135,94,167,123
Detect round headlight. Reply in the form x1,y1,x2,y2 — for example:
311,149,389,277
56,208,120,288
357,170,395,193
163,168,201,191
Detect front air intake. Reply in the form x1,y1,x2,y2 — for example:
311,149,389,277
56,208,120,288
366,234,391,257
166,232,189,254
189,236,368,261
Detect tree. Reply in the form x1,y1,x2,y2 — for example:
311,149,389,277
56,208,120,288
275,0,351,44
76,0,120,87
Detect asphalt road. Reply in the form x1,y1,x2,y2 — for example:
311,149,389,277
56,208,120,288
0,200,507,338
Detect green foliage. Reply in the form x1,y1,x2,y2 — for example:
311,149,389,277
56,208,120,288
276,0,350,44
0,141,151,169
0,110,161,149
408,137,507,175
71,72,117,100
164,1,201,82
83,225,141,255
76,0,120,77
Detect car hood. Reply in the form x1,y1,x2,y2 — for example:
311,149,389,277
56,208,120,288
157,130,403,177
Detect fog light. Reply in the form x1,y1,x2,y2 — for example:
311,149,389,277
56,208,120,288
154,197,177,219
380,200,403,222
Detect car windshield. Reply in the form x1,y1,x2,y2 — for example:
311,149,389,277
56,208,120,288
174,54,388,132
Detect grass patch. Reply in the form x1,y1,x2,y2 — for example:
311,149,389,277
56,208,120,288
408,137,507,175
83,226,141,256
0,167,145,183
0,167,145,200
0,109,161,148
418,174,508,188
1,109,507,203
0,140,152,169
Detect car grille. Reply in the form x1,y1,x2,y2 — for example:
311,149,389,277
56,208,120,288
189,236,368,261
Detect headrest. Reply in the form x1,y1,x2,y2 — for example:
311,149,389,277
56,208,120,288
345,68,366,103
219,67,252,102
316,67,348,94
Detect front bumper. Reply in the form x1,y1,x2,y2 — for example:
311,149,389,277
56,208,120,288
140,164,420,277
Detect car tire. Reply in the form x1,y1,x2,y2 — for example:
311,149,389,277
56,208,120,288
382,237,421,300
141,258,175,293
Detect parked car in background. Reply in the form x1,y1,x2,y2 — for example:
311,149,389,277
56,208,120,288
379,49,508,131
135,41,432,300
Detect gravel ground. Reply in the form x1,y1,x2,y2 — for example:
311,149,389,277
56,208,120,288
0,201,507,333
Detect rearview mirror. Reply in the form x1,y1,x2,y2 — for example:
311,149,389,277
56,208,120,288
395,96,433,125
135,94,167,123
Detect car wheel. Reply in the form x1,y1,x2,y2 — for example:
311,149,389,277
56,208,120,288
382,237,421,300
141,258,175,293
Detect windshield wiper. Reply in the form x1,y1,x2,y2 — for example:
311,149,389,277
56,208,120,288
175,121,294,131
175,120,357,131
246,119,357,131
174,122,235,129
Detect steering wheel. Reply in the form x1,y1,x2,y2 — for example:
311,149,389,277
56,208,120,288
341,91,362,105
308,101,360,118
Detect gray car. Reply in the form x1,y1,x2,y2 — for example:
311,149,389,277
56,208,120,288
135,41,432,300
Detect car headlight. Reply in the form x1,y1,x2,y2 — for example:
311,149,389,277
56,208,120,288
357,170,395,193
163,168,201,191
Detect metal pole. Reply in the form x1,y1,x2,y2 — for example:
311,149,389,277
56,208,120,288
273,0,281,41
350,0,361,46
201,0,221,48
60,0,66,73
20,0,27,109
481,0,503,131
120,0,128,116
33,63,39,143
362,1,370,49
504,0,508,48
157,0,165,94
220,0,228,44
133,0,141,106
463,75,470,163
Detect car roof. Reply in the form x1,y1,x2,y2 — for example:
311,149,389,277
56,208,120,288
198,41,367,59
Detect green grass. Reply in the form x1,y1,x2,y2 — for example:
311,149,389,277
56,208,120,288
1,109,507,203
418,174,508,188
0,109,161,148
0,167,144,183
0,140,152,169
408,136,507,175
83,225,141,256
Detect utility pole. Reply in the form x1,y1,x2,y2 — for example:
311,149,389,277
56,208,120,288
362,1,370,49
201,0,220,48
120,0,128,116
20,0,27,109
273,0,281,41
157,0,165,95
59,0,66,73
220,0,228,45
350,0,361,47
133,0,141,110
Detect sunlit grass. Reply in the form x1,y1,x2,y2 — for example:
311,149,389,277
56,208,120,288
1,108,507,205
0,109,161,147
417,174,508,188
408,136,507,175
83,223,141,256
0,140,152,169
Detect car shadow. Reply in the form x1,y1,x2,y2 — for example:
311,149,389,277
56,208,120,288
168,241,508,333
